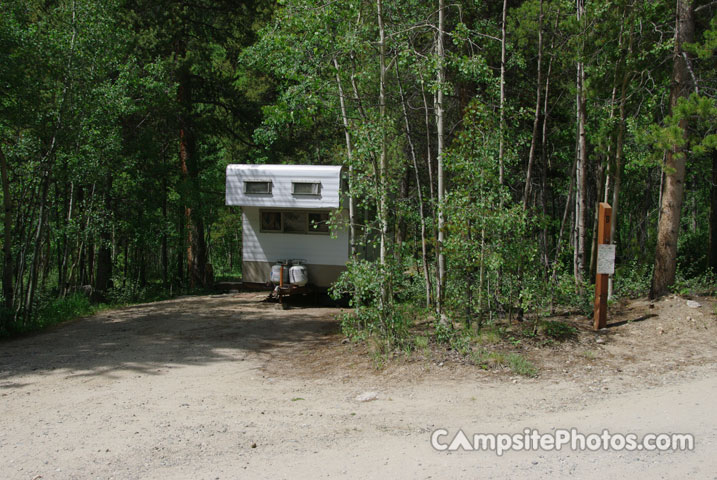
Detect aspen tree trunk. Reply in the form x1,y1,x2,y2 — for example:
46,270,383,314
376,0,390,311
59,181,74,297
651,0,694,298
574,0,587,291
0,145,13,310
95,174,113,295
709,148,717,272
419,77,439,299
523,0,543,210
25,170,51,320
161,175,168,287
396,62,433,308
541,8,559,277
498,0,507,188
553,157,577,285
24,0,76,316
332,58,357,258
435,0,447,321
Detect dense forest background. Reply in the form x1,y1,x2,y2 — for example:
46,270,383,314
1,0,716,340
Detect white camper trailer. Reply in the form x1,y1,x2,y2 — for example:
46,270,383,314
225,164,348,288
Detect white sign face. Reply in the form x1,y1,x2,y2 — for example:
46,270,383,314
596,244,616,275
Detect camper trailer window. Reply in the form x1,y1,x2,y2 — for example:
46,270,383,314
260,211,282,232
291,182,320,195
259,211,330,235
308,212,330,233
245,180,272,194
283,211,307,233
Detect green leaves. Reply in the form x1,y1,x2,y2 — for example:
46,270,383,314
644,93,717,161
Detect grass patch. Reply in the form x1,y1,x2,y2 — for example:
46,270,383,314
468,347,537,377
582,350,597,360
0,280,184,339
487,351,506,366
0,293,103,338
507,353,537,377
474,326,502,345
414,335,429,349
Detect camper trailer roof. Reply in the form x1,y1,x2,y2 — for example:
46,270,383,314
226,164,344,209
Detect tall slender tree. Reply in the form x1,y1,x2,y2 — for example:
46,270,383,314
651,0,695,298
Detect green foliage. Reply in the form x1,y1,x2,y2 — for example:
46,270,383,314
433,320,453,344
673,270,717,297
546,275,594,317
539,320,578,341
106,281,150,305
331,260,415,348
613,261,653,299
1,0,715,364
575,282,596,318
330,260,382,309
646,94,717,159
0,294,96,338
441,99,549,325
448,331,473,355
35,294,95,328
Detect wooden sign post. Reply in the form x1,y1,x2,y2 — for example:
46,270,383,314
594,203,613,330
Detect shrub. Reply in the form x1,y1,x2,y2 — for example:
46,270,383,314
551,272,592,314
539,320,578,341
106,280,149,305
330,260,414,349
1,293,96,338
612,261,652,299
34,293,95,329
673,270,717,296
433,319,453,344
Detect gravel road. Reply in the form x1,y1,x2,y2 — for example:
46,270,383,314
1,293,715,479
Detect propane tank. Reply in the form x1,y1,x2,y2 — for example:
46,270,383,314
270,260,289,285
289,259,308,287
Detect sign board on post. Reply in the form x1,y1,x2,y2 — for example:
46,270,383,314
596,244,616,275
594,203,612,330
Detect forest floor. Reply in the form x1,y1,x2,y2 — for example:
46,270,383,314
1,292,716,479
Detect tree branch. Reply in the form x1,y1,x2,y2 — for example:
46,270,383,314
695,1,717,14
682,51,700,95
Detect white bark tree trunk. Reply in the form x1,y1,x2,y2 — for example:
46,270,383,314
332,58,357,259
435,0,447,321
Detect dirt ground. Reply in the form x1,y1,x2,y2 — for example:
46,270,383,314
1,292,716,479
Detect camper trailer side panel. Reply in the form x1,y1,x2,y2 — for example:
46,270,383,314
241,207,349,287
226,164,343,209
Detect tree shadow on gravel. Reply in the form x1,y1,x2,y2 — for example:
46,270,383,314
0,293,342,382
